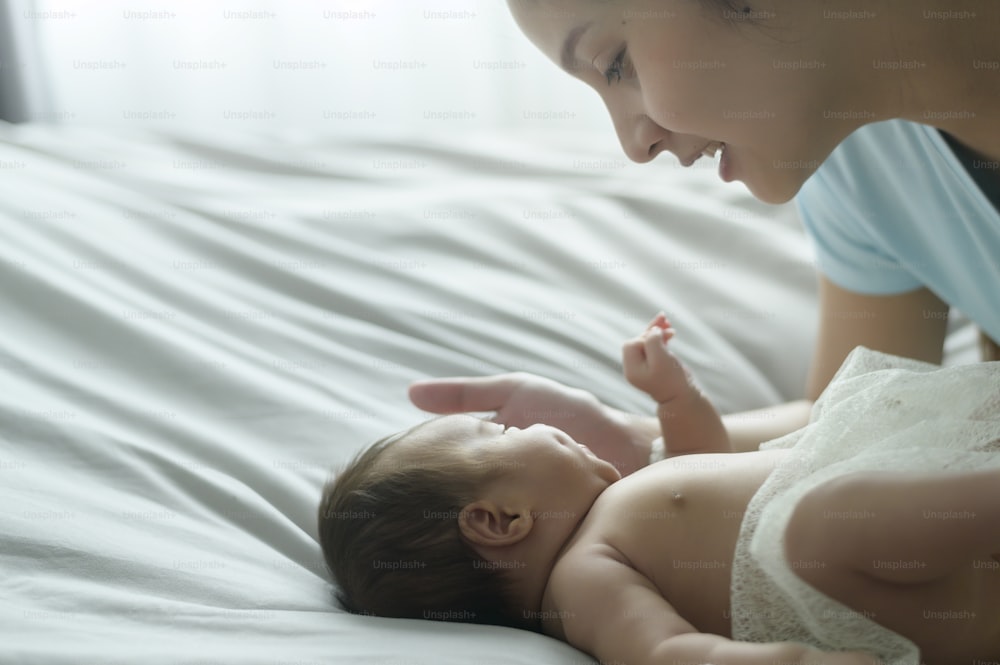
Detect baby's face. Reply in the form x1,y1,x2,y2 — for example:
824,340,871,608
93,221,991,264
391,414,621,516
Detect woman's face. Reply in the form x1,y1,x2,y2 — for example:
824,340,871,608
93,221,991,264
508,0,856,203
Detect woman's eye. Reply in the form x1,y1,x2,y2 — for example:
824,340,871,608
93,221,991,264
605,47,628,86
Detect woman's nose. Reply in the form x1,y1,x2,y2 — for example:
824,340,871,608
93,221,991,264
612,109,671,164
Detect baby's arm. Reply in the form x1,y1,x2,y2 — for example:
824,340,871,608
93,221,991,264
622,314,730,455
549,546,875,665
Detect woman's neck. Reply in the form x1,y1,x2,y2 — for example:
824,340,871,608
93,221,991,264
855,0,1000,159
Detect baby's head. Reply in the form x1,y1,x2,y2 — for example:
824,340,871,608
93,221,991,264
318,414,620,630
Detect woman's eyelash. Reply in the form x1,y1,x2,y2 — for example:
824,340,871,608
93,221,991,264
605,48,627,86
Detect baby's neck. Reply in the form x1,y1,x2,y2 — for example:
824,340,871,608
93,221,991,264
533,519,594,639
488,512,590,629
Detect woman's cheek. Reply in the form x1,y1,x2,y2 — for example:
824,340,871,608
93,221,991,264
642,83,710,136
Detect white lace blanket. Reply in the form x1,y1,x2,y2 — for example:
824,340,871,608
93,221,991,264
731,347,1000,664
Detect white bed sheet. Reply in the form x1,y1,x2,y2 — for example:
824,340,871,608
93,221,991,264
0,121,975,664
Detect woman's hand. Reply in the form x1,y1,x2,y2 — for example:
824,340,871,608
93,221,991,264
409,372,655,475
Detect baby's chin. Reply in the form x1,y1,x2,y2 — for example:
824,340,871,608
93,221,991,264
572,441,622,485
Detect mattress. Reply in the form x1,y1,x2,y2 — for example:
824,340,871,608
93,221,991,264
0,120,977,664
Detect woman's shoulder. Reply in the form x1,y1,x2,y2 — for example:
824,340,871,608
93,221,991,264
796,118,1000,344
796,117,987,248
805,120,946,192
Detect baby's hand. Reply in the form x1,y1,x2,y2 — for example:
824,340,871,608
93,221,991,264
622,313,693,405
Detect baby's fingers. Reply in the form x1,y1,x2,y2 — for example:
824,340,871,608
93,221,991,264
647,325,675,347
622,335,648,369
622,335,654,386
644,312,674,334
642,327,675,368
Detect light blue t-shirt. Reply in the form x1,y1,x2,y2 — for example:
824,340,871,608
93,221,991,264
796,119,1000,342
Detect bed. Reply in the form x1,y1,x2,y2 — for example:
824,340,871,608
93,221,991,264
0,120,979,664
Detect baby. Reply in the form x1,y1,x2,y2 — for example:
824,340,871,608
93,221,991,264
319,316,1000,665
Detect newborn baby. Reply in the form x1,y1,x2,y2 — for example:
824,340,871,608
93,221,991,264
319,316,1000,665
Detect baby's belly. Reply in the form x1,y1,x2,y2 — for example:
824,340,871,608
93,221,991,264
610,448,787,637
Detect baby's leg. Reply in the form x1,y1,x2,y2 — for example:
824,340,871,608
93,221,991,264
784,469,1000,664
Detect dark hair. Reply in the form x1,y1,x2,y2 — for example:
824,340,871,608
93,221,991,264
509,0,765,26
318,426,536,631
698,0,767,25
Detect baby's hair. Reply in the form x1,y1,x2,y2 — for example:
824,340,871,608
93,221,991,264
318,422,536,630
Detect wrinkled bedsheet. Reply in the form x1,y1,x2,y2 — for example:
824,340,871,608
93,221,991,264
0,121,977,664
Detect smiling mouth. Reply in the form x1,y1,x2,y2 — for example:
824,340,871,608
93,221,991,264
702,141,725,159
682,141,726,167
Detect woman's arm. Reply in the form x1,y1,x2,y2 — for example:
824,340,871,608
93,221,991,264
723,278,950,452
723,399,813,452
410,279,952,468
807,276,949,400
409,375,811,469
726,278,950,452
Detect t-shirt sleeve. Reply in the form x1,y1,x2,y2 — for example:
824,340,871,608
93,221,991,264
795,157,923,296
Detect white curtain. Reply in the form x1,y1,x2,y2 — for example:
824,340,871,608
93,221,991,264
16,0,614,137
0,0,53,121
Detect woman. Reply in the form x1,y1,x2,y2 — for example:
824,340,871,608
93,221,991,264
410,0,1000,475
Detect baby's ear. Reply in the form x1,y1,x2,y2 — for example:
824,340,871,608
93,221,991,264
458,500,533,548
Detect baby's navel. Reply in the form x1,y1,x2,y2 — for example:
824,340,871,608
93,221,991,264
671,490,685,504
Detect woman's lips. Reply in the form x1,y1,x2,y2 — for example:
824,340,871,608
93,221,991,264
719,143,735,182
702,141,725,159
681,141,726,167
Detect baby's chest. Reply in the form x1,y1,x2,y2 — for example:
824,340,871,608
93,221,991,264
591,473,756,634
612,483,739,570
599,450,783,562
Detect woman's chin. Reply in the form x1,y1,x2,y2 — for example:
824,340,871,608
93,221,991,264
740,169,807,205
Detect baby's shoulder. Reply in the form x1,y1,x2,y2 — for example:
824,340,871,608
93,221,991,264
542,538,690,654
542,541,648,637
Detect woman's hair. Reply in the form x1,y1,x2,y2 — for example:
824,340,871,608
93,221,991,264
509,0,765,26
695,0,766,25
317,424,536,631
